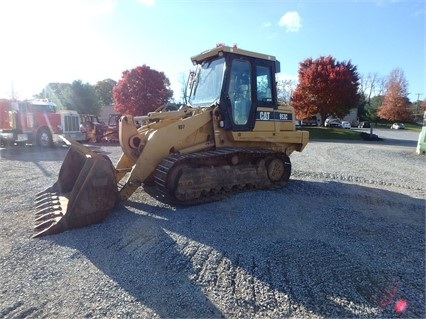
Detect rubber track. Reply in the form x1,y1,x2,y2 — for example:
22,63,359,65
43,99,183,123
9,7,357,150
154,147,290,205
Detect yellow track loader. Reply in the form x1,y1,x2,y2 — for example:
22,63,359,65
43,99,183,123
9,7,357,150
34,46,309,237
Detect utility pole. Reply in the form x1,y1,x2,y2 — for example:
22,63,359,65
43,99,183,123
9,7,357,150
11,81,15,100
415,93,423,117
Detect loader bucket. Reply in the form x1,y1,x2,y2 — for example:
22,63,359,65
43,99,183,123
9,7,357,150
34,137,117,238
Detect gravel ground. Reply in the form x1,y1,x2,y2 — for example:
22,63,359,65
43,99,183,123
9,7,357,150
0,134,425,318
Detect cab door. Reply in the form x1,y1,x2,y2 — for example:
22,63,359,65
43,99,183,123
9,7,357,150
225,58,255,131
17,102,33,132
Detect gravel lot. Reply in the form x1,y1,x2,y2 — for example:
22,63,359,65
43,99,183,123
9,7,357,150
1,132,425,318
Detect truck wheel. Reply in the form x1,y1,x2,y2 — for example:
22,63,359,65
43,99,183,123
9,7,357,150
0,138,12,147
37,128,53,147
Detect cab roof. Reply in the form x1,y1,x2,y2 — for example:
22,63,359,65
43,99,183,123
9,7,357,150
191,46,276,65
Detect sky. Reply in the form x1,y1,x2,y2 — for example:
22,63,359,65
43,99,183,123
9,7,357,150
0,0,424,103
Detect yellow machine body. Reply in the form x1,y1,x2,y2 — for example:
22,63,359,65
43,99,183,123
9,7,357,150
34,46,308,237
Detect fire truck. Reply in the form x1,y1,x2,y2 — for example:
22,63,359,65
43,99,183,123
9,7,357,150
0,99,85,147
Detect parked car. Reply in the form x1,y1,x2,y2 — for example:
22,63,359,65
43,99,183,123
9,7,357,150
341,121,351,129
358,121,370,128
391,122,405,130
324,118,342,128
300,116,318,126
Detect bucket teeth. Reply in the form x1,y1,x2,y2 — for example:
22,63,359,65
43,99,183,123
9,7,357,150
33,190,65,237
35,200,60,211
35,199,61,214
35,211,63,222
35,189,56,200
33,207,64,238
34,218,58,231
35,194,59,204
33,219,64,238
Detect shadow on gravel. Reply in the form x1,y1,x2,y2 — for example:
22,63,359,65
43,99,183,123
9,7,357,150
380,138,418,147
0,145,68,161
310,128,419,148
49,204,224,318
0,145,69,177
0,143,117,161
310,138,418,148
0,144,117,177
49,180,425,318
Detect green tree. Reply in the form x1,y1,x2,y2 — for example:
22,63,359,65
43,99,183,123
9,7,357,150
41,81,100,114
356,93,368,120
113,65,173,115
291,56,360,123
365,95,384,123
42,83,74,110
94,78,117,106
70,80,100,115
377,68,411,122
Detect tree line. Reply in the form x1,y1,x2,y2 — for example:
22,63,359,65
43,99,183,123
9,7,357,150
36,65,174,116
37,79,117,115
279,57,425,124
36,55,425,123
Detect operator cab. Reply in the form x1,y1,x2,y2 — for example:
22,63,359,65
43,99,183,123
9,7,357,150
188,46,280,131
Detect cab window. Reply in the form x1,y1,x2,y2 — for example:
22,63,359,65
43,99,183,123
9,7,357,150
228,60,251,125
256,65,273,105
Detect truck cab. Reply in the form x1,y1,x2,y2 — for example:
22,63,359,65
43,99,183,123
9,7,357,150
0,99,85,147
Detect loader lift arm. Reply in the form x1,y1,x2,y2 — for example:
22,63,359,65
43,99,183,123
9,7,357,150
115,107,215,201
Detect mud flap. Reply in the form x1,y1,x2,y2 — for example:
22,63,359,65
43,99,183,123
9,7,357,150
34,137,117,238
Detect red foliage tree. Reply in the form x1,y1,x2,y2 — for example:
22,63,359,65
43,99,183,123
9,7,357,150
113,65,173,115
377,68,411,122
291,56,360,123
